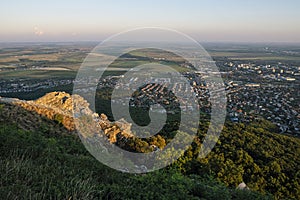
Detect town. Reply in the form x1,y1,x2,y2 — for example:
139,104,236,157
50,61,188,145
1,58,299,137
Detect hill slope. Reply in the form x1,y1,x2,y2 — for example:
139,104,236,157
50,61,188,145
0,102,272,200
0,92,299,199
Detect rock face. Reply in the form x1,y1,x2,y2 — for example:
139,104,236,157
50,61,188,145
10,92,78,131
114,118,132,134
0,91,134,143
35,92,73,114
97,113,133,143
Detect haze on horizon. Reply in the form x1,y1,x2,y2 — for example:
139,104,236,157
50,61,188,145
0,0,299,43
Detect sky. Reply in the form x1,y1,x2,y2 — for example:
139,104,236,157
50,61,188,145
0,0,299,43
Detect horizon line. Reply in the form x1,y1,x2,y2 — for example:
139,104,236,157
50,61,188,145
1,40,300,45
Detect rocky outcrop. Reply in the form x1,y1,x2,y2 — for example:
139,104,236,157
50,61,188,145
0,92,134,144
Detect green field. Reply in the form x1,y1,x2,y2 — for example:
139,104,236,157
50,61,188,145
0,70,77,80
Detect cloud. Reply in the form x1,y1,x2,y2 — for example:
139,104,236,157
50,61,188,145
34,27,44,36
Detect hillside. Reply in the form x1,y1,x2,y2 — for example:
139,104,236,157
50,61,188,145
0,92,299,199
0,101,273,199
